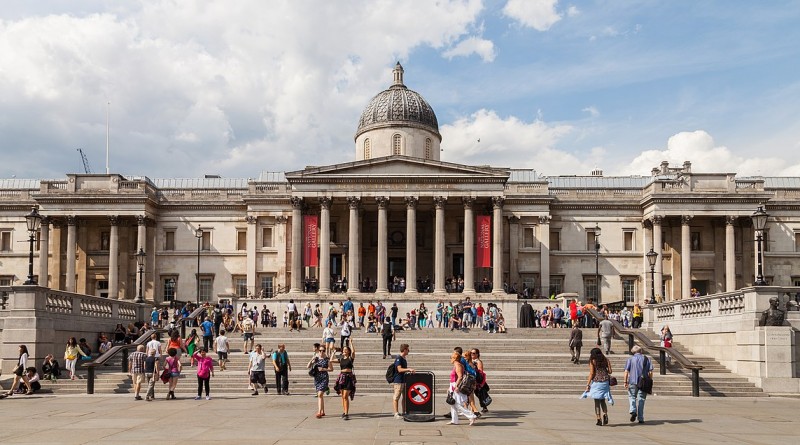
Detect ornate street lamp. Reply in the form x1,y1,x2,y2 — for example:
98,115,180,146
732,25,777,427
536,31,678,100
646,248,658,304
751,205,769,286
23,207,42,285
195,228,204,304
594,223,602,302
135,247,146,303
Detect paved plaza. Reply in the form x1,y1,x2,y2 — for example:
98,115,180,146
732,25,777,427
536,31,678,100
0,392,797,444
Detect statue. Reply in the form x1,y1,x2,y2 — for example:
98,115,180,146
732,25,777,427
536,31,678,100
758,296,786,326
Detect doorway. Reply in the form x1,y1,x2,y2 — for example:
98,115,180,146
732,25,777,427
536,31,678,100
388,258,405,278
452,253,464,277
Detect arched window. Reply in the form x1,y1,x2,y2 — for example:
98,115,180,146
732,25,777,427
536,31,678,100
364,138,371,159
393,134,402,155
425,138,432,159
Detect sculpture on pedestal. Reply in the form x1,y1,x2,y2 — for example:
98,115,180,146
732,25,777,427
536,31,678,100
758,297,786,326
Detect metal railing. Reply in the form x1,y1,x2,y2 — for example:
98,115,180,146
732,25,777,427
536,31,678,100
585,307,704,397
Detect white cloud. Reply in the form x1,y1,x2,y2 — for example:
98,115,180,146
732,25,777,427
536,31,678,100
566,6,580,17
503,0,562,31
582,106,600,117
443,36,496,62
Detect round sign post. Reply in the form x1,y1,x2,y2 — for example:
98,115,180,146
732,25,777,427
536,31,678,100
403,371,435,422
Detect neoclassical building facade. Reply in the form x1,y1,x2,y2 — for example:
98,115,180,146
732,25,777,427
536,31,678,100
2,64,800,304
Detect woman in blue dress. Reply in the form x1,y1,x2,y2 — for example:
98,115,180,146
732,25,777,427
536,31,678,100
308,344,333,418
585,347,614,426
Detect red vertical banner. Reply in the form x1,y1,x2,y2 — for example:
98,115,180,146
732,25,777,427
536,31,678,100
304,215,319,267
476,215,491,268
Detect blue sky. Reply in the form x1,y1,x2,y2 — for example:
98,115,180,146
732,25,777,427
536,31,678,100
1,0,799,179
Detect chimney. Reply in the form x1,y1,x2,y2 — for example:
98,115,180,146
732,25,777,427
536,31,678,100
591,168,603,176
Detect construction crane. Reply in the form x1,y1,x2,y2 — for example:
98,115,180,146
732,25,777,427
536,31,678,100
77,148,92,174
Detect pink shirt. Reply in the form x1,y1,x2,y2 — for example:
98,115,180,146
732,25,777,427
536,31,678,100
194,353,214,378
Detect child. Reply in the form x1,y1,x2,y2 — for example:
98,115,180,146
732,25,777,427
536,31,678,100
282,311,289,328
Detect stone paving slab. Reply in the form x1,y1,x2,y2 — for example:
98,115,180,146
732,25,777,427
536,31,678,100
0,393,798,444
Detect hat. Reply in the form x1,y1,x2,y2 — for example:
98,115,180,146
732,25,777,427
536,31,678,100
631,345,643,354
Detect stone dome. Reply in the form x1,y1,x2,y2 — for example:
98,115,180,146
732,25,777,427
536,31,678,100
355,62,441,141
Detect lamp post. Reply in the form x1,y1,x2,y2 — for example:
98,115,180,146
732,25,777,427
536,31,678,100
751,205,769,286
135,247,145,303
594,223,601,302
195,228,203,304
646,248,658,304
23,207,42,285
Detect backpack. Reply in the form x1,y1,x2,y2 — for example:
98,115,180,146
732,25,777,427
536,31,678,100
385,362,398,383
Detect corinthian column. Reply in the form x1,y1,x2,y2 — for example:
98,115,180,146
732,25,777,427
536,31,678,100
681,215,693,299
405,196,418,294
290,197,303,293
376,197,389,293
492,197,504,294
433,196,447,293
318,197,332,294
347,197,360,293
463,198,476,294
652,216,663,301
66,216,77,293
39,217,50,288
108,216,119,299
725,216,736,292
539,215,551,298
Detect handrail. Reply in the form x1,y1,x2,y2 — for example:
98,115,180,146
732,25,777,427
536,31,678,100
585,307,704,397
178,306,208,337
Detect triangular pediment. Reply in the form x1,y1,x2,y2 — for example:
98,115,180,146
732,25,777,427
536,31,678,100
285,155,509,182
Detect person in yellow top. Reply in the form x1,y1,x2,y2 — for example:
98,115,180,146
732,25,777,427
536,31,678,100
632,303,643,328
64,337,87,380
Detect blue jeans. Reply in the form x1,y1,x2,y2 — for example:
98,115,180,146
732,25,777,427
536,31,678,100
627,384,647,421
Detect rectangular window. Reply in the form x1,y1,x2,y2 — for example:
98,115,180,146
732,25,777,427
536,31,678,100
662,277,670,301
584,276,599,301
586,231,595,251
237,230,247,251
35,230,40,251
233,277,248,298
549,275,564,297
199,277,213,301
0,231,11,251
100,231,110,251
549,230,560,251
162,277,177,301
621,278,636,304
623,231,634,251
762,229,770,252
202,231,211,251
260,275,275,298
793,277,800,287
521,274,538,297
0,276,13,286
691,232,701,251
165,231,175,251
523,226,535,248
262,227,274,248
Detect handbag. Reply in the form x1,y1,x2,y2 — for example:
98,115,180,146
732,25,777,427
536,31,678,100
609,376,618,386
445,391,455,405
637,357,654,394
159,368,170,384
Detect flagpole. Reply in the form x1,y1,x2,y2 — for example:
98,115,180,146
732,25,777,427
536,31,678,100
106,101,110,174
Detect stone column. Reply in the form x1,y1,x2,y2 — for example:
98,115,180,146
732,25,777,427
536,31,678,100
376,197,389,293
405,196,418,294
290,197,303,293
681,215,693,299
725,216,736,292
108,216,120,299
318,197,332,294
652,216,663,301
433,196,447,293
136,215,147,300
65,216,77,293
539,215,551,298
246,215,257,296
38,217,50,288
462,198,476,294
275,216,288,291
347,197,360,293
492,197,504,294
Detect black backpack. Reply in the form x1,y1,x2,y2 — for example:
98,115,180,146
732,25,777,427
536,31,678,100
385,361,398,383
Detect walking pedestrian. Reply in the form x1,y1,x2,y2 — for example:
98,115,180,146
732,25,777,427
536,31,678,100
471,348,491,413
144,349,159,401
166,330,186,362
447,348,477,426
164,347,182,399
272,343,292,395
193,347,214,400
569,323,583,364
128,344,147,400
7,345,34,396
201,317,214,351
242,315,255,353
381,316,395,359
322,321,336,357
340,316,353,349
624,345,653,424
213,329,230,371
64,337,87,380
597,315,614,354
185,329,199,366
585,347,613,426
391,344,415,419
248,344,269,395
308,344,333,418
332,338,357,420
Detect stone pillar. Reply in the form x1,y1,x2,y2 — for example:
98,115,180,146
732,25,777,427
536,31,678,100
405,197,418,294
539,215,551,298
347,197,360,293
275,216,288,291
108,216,120,299
136,215,147,300
681,215,693,299
290,197,303,293
434,196,447,293
492,197,504,294
38,217,50,288
65,216,77,293
463,198,476,294
376,197,389,293
652,216,663,301
725,216,736,292
246,215,257,296
318,197,331,294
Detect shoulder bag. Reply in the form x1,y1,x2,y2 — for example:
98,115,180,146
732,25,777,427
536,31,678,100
638,357,653,394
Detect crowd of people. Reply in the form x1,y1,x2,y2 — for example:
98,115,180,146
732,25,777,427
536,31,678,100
523,300,646,330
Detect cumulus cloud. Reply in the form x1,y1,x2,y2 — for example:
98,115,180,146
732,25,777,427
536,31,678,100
442,36,496,62
440,109,589,173
503,0,562,31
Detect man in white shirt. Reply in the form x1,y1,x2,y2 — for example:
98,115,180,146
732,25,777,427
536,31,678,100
213,330,230,371
287,299,298,331
247,344,269,396
145,333,161,361
242,317,255,353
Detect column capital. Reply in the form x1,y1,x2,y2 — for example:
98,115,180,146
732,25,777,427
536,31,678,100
290,196,303,209
508,215,520,223
376,196,390,208
108,215,120,226
66,215,77,226
461,197,475,209
433,196,447,209
681,215,693,225
245,215,258,225
275,215,288,224
319,197,332,209
492,196,504,209
725,215,737,226
538,215,551,224
40,215,51,226
651,215,663,225
136,215,147,226
405,196,419,209
347,196,361,209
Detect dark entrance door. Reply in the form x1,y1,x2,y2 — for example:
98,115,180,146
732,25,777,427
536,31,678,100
452,253,464,277
389,258,405,278
691,280,708,296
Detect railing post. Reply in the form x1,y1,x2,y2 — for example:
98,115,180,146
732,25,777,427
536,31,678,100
180,320,186,338
691,368,700,397
659,350,667,375
122,348,129,373
628,334,634,354
87,367,95,394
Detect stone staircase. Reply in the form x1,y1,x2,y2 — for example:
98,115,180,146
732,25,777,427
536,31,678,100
21,327,764,398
